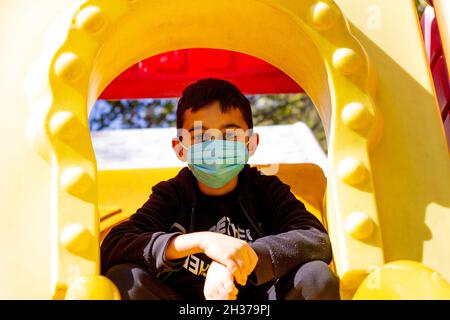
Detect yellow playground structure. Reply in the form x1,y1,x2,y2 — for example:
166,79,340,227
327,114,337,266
1,0,450,300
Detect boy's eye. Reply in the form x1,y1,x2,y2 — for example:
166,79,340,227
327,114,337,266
191,130,243,142
225,132,236,140
203,132,212,141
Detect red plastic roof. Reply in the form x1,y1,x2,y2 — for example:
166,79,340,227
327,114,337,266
99,48,303,99
421,5,450,150
422,6,450,121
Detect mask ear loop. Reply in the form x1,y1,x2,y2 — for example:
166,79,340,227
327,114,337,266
245,132,255,147
177,136,188,150
175,137,188,159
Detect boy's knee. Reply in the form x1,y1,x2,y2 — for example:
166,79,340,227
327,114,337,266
105,263,148,300
105,263,141,282
105,263,183,300
294,260,340,300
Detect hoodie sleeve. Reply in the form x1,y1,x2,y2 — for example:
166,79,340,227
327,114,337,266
100,181,186,276
248,174,332,286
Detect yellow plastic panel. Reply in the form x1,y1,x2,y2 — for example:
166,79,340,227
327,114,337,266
98,167,181,241
0,0,74,299
335,0,450,297
0,0,448,299
26,0,384,298
353,261,450,300
258,164,327,222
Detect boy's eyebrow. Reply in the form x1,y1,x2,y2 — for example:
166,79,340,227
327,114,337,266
219,123,244,130
188,125,208,132
187,123,243,132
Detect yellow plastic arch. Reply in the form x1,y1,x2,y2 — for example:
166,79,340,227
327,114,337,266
1,0,449,299
25,0,384,299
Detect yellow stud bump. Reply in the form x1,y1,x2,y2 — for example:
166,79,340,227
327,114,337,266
337,158,368,185
342,102,373,131
50,111,80,141
54,53,83,81
311,2,336,30
66,275,121,300
333,48,362,75
60,224,92,254
61,167,93,196
345,212,375,240
75,6,106,34
353,261,450,300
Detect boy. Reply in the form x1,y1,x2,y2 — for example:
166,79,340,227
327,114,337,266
101,78,340,300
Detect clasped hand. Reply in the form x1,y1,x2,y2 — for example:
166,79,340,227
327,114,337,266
200,232,258,300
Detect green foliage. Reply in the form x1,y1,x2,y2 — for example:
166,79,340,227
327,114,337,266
249,94,327,152
416,0,428,17
90,95,328,152
89,99,177,130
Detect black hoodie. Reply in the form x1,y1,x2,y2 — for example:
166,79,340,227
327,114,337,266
101,165,332,290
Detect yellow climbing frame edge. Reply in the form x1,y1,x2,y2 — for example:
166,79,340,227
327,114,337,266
0,0,448,299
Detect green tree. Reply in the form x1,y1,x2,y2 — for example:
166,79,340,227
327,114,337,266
249,94,327,151
416,0,428,17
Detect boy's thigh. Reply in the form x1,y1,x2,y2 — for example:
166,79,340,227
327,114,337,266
106,263,185,300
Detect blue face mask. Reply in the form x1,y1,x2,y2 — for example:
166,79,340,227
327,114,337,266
185,139,249,189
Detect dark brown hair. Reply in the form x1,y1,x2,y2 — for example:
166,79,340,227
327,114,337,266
176,78,253,130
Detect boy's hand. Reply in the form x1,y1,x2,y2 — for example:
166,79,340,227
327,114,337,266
204,261,238,300
199,232,258,286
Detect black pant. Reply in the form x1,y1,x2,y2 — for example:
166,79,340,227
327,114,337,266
105,260,340,300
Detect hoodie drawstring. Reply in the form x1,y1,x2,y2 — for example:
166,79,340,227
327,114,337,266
189,201,196,233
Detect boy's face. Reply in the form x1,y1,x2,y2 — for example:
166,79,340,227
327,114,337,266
172,100,259,162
